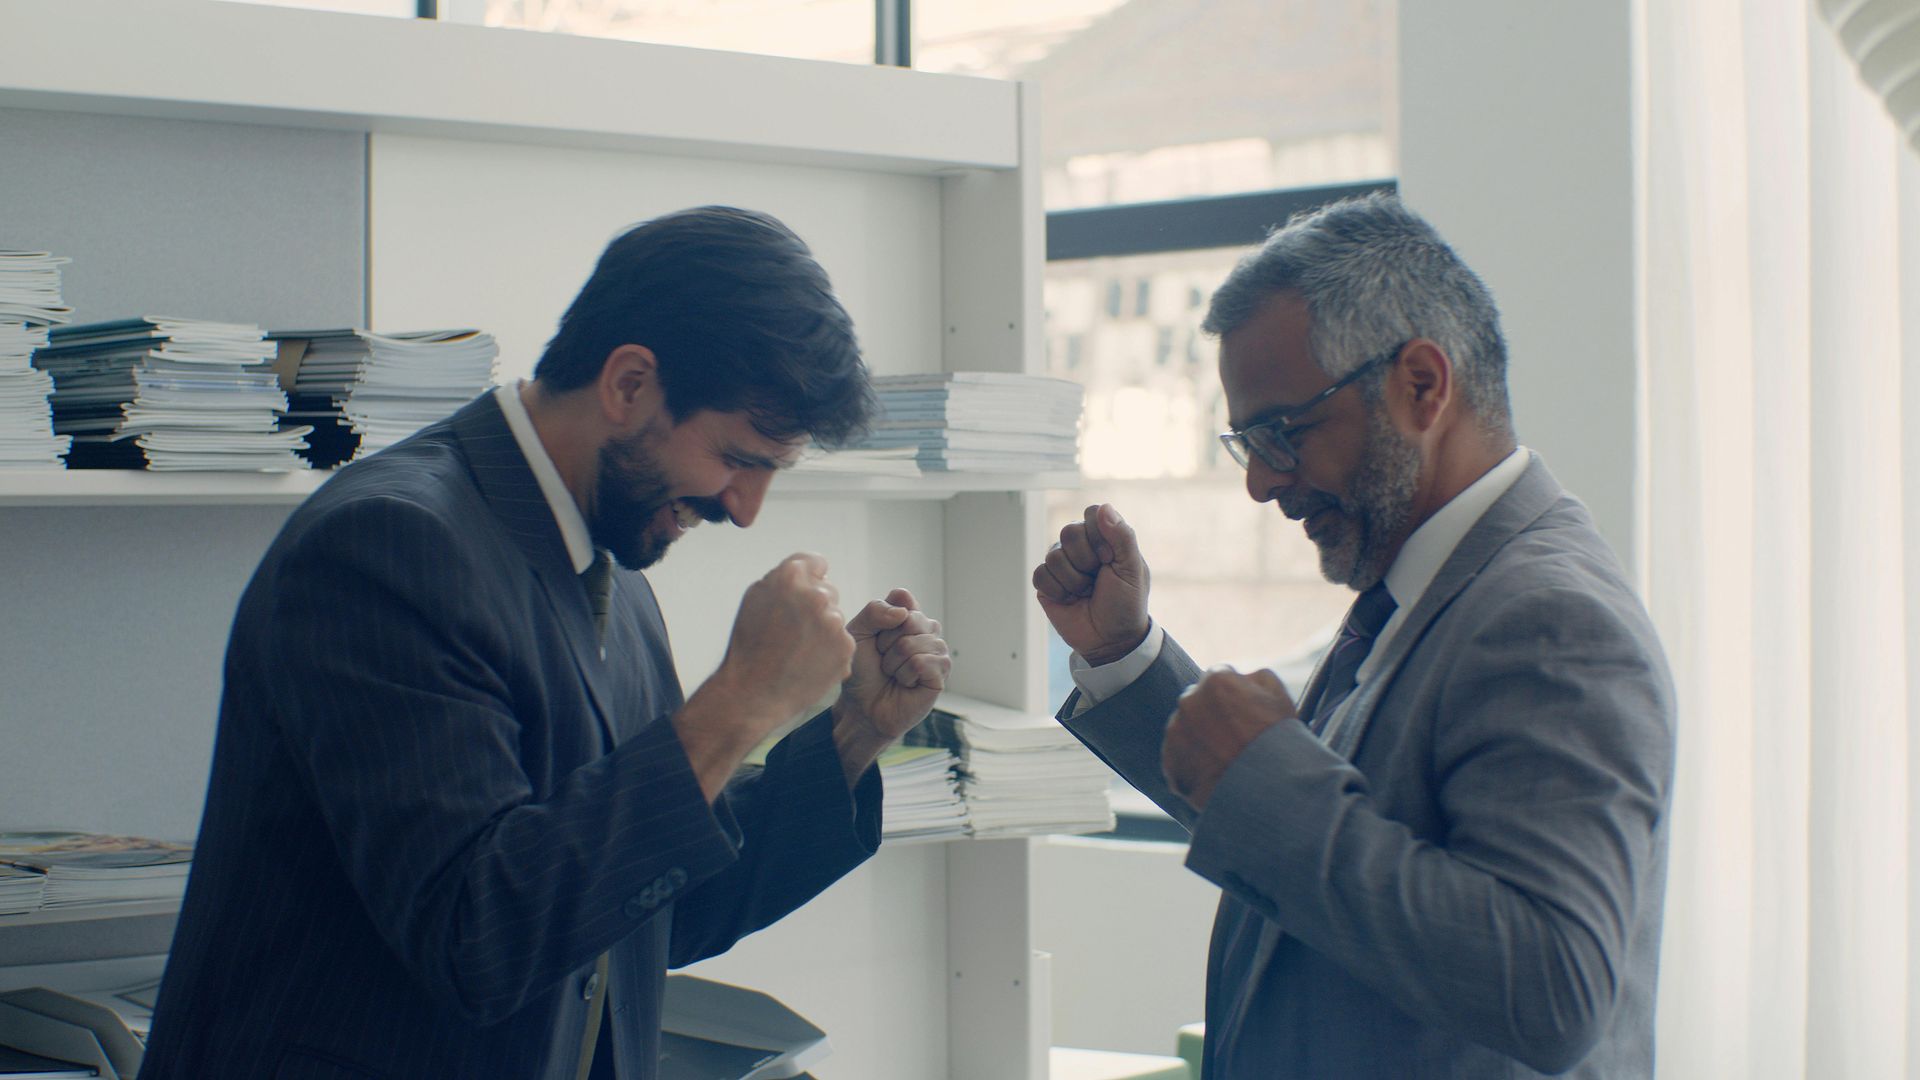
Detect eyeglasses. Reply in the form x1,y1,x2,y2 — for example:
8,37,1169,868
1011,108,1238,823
1217,346,1401,473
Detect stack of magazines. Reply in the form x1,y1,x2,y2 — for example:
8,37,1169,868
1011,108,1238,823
850,373,1083,472
0,831,192,912
907,692,1114,838
0,864,44,916
34,318,308,470
272,328,498,467
0,252,73,469
876,745,969,844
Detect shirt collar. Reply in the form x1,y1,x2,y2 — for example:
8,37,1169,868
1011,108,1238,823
1359,446,1530,680
496,380,596,575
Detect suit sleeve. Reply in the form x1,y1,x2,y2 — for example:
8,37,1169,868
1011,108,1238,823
1182,583,1675,1073
667,709,883,967
260,495,739,1025
1059,635,1206,831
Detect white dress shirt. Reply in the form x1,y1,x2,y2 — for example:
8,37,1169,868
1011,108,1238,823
496,380,597,575
1070,447,1530,708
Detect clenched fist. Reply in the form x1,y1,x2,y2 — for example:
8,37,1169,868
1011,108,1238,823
1162,667,1299,811
832,588,952,785
1033,503,1152,666
723,552,858,722
675,552,857,801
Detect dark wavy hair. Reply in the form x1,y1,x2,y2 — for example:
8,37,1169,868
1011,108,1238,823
534,206,875,447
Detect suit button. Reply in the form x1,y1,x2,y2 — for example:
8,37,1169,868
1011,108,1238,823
666,867,688,889
624,895,649,918
582,971,602,1000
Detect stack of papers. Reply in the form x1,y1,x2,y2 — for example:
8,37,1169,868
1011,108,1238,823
0,252,74,469
908,692,1114,838
34,318,308,471
0,865,45,917
0,832,191,911
788,445,923,478
877,745,969,844
851,373,1083,473
272,328,498,467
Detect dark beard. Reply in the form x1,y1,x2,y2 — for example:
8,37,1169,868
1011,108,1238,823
589,430,725,570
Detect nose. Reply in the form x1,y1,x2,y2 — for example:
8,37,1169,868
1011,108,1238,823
1245,456,1291,504
720,468,774,528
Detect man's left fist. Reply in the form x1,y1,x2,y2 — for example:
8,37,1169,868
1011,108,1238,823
1162,667,1299,810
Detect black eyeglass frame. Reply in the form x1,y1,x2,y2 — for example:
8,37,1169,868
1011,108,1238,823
1217,345,1404,472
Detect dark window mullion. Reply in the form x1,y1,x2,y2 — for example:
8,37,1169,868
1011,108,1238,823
1046,180,1398,262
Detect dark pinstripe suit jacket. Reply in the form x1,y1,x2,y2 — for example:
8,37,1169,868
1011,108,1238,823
140,391,880,1080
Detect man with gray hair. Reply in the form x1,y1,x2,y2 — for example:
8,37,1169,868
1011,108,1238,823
1033,193,1675,1077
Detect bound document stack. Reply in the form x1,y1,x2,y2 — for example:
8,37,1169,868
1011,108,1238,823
788,444,923,478
908,692,1114,838
0,832,191,912
271,328,498,467
34,318,308,470
0,865,45,917
877,745,969,844
0,252,73,469
852,373,1083,473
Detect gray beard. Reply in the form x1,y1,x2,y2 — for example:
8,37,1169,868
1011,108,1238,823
1316,408,1422,590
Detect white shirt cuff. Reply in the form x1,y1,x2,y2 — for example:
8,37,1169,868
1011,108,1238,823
1068,621,1165,713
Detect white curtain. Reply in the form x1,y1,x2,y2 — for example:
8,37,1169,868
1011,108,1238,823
1644,2,1920,1076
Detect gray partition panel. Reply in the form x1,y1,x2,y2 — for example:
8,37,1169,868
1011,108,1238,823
0,505,296,841
0,106,365,840
0,106,365,327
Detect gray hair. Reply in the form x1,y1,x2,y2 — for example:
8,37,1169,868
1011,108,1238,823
1202,192,1513,436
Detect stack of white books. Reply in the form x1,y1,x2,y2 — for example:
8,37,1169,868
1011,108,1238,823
908,691,1114,838
0,864,46,917
35,318,309,470
877,745,969,844
0,252,74,469
851,373,1082,473
788,444,922,478
272,328,498,466
0,832,191,912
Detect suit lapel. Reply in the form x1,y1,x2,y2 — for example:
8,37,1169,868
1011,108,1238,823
1244,455,1572,989
450,390,620,751
1320,452,1566,760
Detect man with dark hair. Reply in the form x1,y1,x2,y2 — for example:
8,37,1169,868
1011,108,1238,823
141,206,950,1080
1034,193,1675,1077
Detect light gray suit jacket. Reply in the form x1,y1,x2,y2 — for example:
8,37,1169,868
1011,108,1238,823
1062,454,1675,1078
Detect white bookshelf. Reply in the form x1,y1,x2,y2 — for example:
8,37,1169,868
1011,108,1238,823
0,4,1057,1078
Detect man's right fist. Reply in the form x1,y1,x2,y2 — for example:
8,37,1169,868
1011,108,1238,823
1032,503,1152,666
724,552,857,722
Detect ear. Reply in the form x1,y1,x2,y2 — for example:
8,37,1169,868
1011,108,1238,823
1387,338,1453,435
595,344,664,430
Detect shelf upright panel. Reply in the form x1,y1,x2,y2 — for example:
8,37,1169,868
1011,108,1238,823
936,82,1051,1080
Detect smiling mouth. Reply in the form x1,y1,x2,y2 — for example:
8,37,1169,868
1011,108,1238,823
1301,506,1342,540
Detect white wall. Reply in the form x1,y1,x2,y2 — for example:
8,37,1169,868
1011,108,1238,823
1033,836,1215,1057
1396,1,1642,575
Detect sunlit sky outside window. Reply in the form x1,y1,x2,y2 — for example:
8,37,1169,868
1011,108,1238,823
484,0,872,63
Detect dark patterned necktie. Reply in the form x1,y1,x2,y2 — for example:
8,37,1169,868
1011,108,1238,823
1309,580,1397,733
577,550,615,1080
581,550,614,644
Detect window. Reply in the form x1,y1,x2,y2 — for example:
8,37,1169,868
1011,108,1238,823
479,0,875,64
